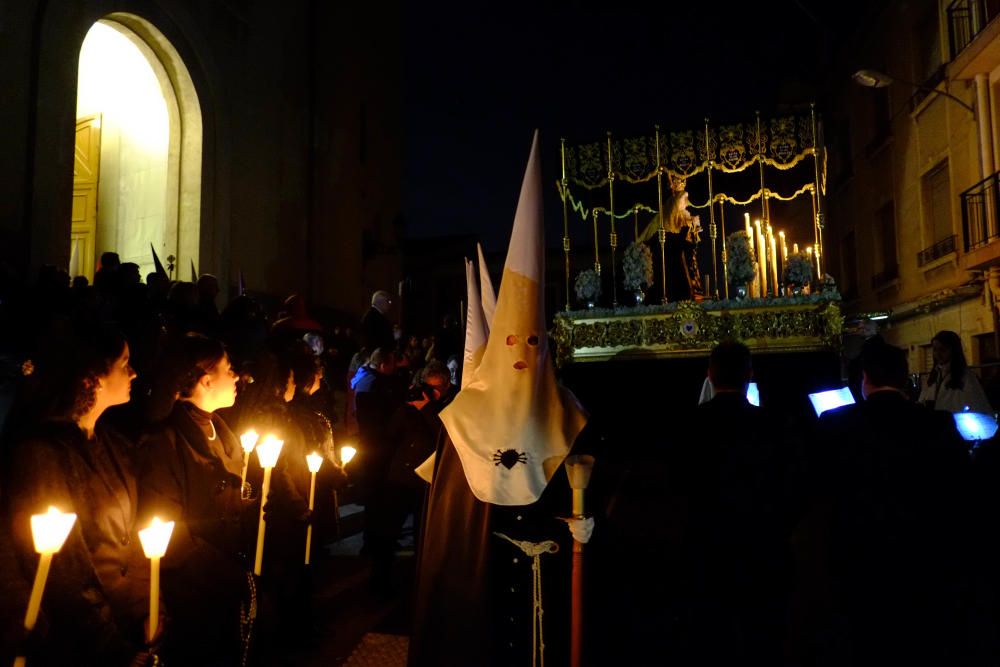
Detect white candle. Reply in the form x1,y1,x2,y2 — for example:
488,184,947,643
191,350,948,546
304,453,323,565
755,220,767,297
240,430,259,490
14,507,77,667
254,435,284,576
138,518,175,642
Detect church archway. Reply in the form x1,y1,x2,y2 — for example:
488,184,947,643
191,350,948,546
72,14,201,282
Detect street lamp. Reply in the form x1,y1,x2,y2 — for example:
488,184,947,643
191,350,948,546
852,69,975,113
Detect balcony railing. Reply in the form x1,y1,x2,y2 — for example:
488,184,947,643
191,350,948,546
871,264,899,290
948,0,1000,59
961,170,1000,251
917,234,958,266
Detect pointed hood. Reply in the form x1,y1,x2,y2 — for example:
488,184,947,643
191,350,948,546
462,257,489,390
150,244,168,278
190,259,198,282
477,242,497,330
439,131,588,506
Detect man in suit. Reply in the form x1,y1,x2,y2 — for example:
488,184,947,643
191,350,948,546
811,340,972,666
661,341,799,665
360,290,395,355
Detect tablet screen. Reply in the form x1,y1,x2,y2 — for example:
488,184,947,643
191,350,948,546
746,382,760,407
808,387,855,417
953,412,999,441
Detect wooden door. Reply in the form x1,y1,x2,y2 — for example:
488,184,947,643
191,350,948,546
71,115,101,282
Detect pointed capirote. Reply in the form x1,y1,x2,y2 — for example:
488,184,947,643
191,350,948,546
439,130,587,505
150,244,168,278
462,257,489,390
476,243,497,331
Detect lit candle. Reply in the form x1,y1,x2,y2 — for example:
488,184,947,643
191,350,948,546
340,445,357,467
240,430,259,490
745,213,754,252
304,452,323,565
779,231,788,262
793,242,799,255
755,220,767,298
253,435,284,576
15,507,77,666
770,234,779,298
806,246,814,285
138,517,174,643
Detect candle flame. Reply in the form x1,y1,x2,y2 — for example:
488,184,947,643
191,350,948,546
30,506,77,554
138,517,175,558
340,445,357,466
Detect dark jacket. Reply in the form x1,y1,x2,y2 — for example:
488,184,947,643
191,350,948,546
810,390,973,665
138,402,250,665
360,306,394,356
663,392,799,664
5,421,149,666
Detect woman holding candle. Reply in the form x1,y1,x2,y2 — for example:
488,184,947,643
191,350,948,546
138,333,250,665
2,326,159,665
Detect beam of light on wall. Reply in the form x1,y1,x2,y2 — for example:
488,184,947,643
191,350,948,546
77,21,169,155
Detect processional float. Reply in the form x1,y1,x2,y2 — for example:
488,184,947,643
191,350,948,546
554,105,842,365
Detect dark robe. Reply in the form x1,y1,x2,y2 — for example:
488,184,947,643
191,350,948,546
409,430,572,667
664,226,695,302
5,421,149,665
139,402,252,666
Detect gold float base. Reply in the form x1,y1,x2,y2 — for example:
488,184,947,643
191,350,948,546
553,300,843,367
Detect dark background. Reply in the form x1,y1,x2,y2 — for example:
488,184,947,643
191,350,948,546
402,1,870,252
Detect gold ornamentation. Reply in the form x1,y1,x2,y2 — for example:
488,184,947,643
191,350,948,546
769,116,799,165
717,124,747,171
553,301,842,366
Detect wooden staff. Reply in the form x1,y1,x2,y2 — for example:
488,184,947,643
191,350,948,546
565,455,595,667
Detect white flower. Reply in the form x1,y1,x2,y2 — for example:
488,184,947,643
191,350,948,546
622,242,654,291
726,231,757,284
574,269,602,302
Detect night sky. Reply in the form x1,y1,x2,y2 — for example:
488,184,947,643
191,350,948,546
402,1,868,255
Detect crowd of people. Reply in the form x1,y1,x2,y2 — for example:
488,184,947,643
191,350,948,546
590,336,1000,666
4,250,1000,665
0,255,461,665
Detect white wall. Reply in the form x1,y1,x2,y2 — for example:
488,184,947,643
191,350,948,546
77,20,170,278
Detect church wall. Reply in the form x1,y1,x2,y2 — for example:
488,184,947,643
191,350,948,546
0,0,401,319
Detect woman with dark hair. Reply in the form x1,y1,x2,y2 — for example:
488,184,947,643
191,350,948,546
2,327,158,665
138,333,251,666
919,330,992,413
285,344,346,555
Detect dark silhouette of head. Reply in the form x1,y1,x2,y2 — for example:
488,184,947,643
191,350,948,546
708,340,752,392
861,339,909,396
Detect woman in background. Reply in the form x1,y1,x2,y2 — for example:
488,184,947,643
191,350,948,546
919,330,993,414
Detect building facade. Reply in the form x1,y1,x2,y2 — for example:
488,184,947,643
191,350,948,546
0,0,402,321
826,0,1000,378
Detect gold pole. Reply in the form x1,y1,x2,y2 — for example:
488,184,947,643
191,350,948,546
607,132,618,308
592,210,601,275
561,138,571,311
810,103,825,277
704,118,719,299
755,111,770,297
655,125,667,304
719,201,729,300
633,207,639,241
